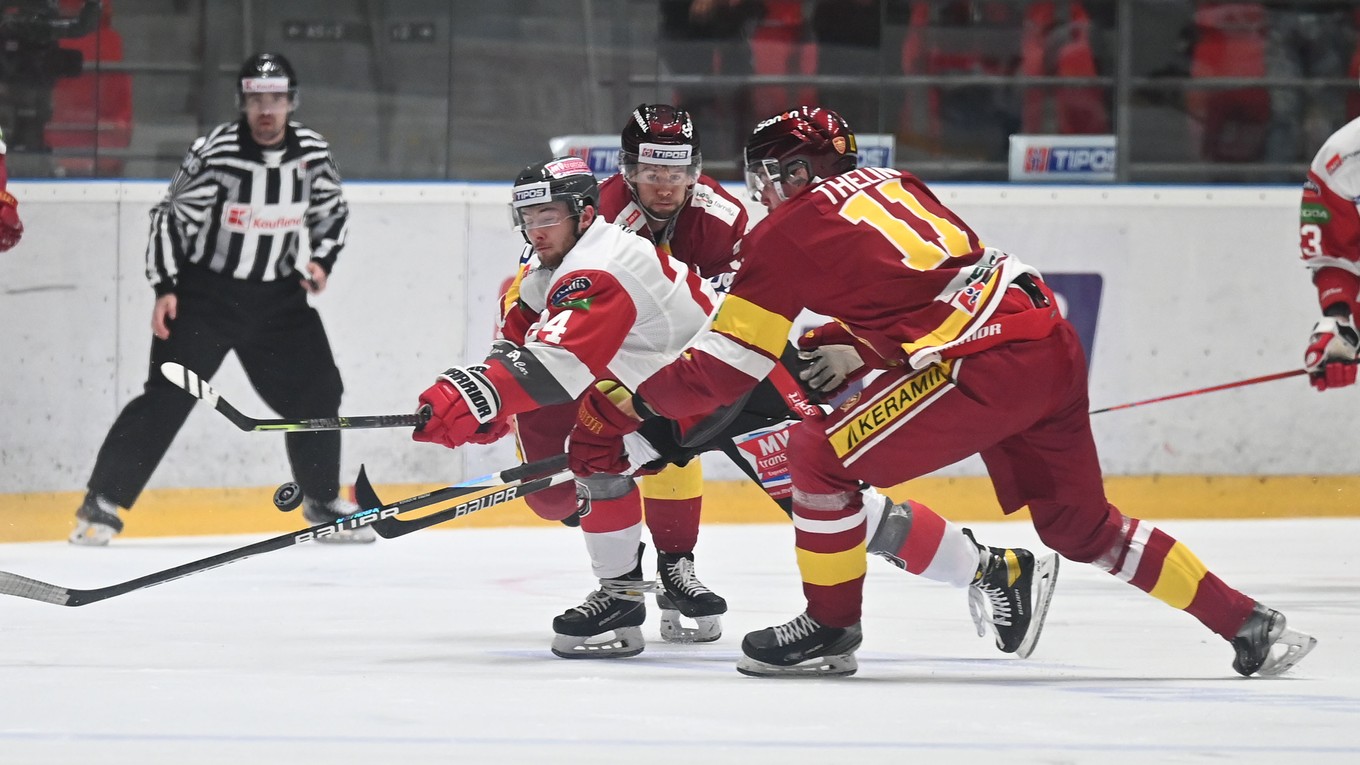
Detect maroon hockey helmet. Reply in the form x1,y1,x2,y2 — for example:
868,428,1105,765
744,107,858,203
619,104,702,219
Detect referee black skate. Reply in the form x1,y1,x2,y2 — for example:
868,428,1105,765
70,52,369,545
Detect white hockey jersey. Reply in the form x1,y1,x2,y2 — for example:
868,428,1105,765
486,220,719,412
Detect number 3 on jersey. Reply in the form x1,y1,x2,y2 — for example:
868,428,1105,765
839,179,973,271
535,310,573,344
1301,223,1323,258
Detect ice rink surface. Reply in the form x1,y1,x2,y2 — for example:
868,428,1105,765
2,517,1357,765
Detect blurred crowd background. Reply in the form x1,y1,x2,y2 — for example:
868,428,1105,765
1,0,1357,183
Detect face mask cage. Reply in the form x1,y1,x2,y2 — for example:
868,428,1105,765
744,157,786,204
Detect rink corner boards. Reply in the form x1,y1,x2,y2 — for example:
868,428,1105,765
3,474,1358,543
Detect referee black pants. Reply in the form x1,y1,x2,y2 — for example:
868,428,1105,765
87,266,344,509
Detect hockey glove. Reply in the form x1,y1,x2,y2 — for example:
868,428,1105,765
412,365,502,449
467,415,513,445
796,322,880,397
568,380,642,477
797,345,866,393
1304,315,1359,391
0,190,22,252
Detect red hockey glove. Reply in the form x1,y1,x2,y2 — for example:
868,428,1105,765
466,415,513,445
412,365,502,449
568,380,641,477
0,190,22,252
1303,316,1359,391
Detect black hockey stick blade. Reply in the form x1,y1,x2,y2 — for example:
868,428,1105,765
160,361,430,432
0,457,567,608
354,457,573,539
349,453,568,523
365,470,575,539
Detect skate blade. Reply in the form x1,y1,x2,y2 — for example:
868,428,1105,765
1253,628,1317,677
1016,553,1060,659
735,653,858,678
68,520,116,547
551,626,645,659
659,610,722,643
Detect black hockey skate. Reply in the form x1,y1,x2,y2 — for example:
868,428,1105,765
551,550,650,659
302,496,376,544
1232,602,1316,677
68,492,124,547
737,612,862,678
965,528,1059,659
656,551,727,643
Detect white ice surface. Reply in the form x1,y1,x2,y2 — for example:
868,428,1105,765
1,518,1357,764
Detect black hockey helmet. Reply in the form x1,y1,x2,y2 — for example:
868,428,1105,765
744,106,857,203
237,52,298,108
510,156,599,234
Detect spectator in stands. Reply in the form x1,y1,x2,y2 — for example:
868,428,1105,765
659,0,764,164
1262,1,1355,164
1186,2,1270,164
900,1,1023,162
810,0,907,134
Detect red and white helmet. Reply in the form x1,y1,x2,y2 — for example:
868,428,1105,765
619,103,702,219
744,107,857,203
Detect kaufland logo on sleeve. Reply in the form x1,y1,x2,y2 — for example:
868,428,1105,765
223,204,252,230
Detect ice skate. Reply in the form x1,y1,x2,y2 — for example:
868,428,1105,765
551,554,651,659
1232,602,1316,677
302,496,376,544
965,528,1059,659
736,612,861,678
656,551,727,643
68,493,123,547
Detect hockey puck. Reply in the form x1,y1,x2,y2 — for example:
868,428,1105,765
273,481,303,512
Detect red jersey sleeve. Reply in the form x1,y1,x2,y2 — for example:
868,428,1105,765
485,268,638,414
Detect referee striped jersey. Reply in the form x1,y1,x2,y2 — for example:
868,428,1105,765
146,119,348,295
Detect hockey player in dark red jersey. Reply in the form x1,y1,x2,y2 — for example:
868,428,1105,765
502,105,749,644
416,153,1055,662
569,106,1317,678
1299,115,1360,390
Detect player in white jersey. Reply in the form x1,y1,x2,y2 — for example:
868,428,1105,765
1299,110,1360,390
410,156,721,658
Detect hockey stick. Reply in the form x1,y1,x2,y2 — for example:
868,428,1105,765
0,455,568,608
359,467,575,538
1089,368,1307,415
160,361,430,432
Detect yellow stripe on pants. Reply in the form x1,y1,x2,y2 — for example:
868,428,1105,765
796,543,868,587
641,461,703,500
1147,541,1210,610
